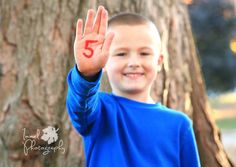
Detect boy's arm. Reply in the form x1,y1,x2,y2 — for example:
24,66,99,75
180,119,201,167
66,6,114,135
66,65,102,135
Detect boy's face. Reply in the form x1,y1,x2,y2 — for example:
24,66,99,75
105,24,163,97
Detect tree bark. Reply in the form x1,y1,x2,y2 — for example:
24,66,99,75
0,0,233,167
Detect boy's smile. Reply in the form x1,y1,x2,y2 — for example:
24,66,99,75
105,24,163,102
123,72,144,80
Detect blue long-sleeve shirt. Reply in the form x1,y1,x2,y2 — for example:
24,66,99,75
66,65,201,167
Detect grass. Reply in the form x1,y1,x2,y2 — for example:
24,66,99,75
216,117,236,129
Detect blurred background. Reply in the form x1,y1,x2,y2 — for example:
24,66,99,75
0,0,235,166
186,0,236,164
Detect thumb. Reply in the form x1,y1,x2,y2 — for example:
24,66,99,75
100,32,115,67
102,32,115,55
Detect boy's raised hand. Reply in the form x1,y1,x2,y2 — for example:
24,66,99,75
74,6,114,77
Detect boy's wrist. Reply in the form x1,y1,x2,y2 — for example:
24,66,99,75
75,65,101,82
79,71,101,82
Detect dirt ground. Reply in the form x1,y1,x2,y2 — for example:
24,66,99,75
213,105,236,120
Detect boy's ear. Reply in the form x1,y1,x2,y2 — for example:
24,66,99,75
157,54,164,72
158,54,164,65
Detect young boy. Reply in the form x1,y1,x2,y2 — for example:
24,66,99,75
66,5,201,167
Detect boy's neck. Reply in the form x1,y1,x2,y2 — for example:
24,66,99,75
112,90,155,104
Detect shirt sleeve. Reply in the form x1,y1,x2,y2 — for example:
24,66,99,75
180,118,201,167
66,65,102,136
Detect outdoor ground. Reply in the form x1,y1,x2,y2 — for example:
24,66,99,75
210,92,236,165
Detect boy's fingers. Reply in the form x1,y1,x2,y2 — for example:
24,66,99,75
76,19,83,40
93,6,104,33
99,9,108,36
101,32,115,55
84,9,95,35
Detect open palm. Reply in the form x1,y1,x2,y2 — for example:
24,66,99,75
74,6,114,77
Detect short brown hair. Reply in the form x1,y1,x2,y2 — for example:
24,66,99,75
108,12,161,49
108,12,151,27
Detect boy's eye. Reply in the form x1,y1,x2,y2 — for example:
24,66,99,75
140,52,150,56
115,53,126,56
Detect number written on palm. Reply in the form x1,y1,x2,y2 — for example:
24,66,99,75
74,6,114,77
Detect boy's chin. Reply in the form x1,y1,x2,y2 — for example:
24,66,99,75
121,87,146,94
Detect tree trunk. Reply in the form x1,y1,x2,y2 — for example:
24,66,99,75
0,0,233,167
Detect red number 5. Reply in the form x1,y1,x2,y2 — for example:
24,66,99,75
83,40,98,58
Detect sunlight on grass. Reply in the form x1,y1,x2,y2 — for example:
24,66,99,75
216,118,236,129
209,92,236,108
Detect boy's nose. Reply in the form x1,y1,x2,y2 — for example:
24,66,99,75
127,54,141,68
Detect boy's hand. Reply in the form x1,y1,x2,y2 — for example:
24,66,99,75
74,6,114,77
